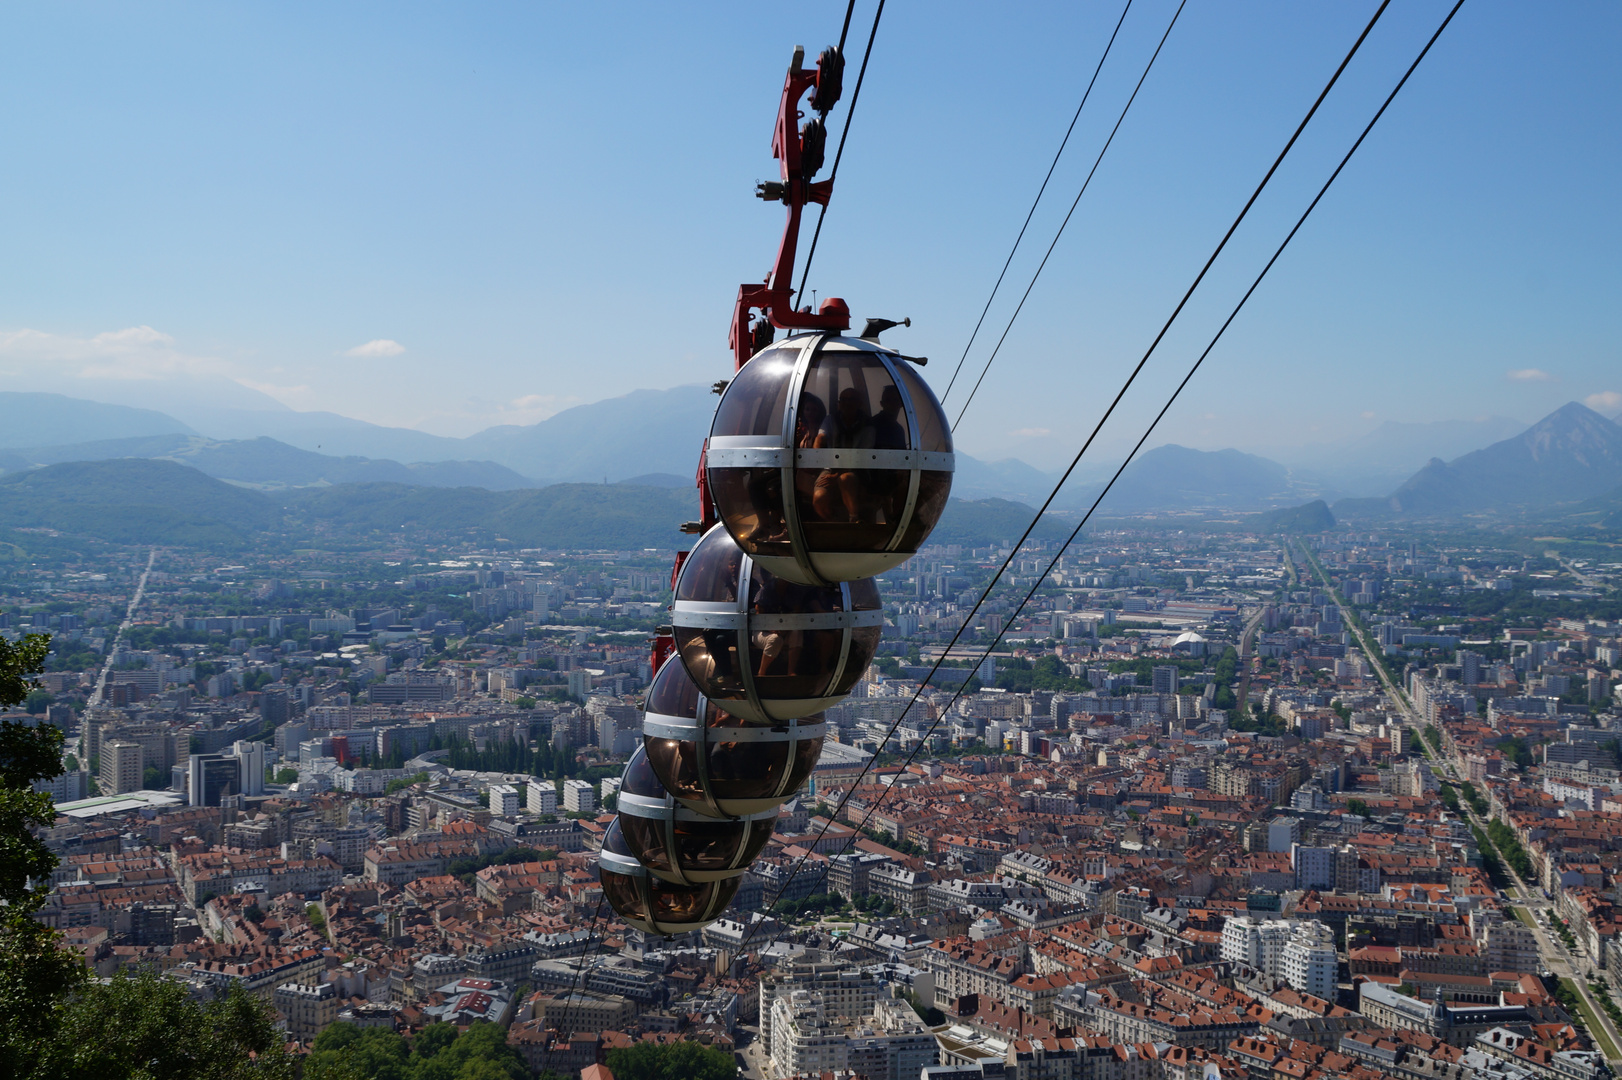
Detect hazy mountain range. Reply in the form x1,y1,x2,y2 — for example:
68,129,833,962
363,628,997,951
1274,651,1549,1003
1334,401,1622,521
0,459,1078,553
1,388,1619,546
0,387,1556,500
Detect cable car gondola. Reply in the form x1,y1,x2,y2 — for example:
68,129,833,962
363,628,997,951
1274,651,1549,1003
671,523,882,723
615,745,779,884
640,652,826,818
598,816,741,935
706,332,954,586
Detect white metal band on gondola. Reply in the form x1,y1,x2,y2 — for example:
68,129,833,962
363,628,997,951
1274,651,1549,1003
598,818,740,936
705,442,956,472
671,526,881,723
706,333,956,586
671,601,884,632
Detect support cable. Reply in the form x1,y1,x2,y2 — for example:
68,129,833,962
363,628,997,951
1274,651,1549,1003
741,0,1463,967
939,0,1135,405
538,896,605,1074
950,0,1183,429
795,0,885,303
731,0,1393,960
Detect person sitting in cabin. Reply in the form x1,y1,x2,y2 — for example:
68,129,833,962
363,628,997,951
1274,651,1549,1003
812,386,876,522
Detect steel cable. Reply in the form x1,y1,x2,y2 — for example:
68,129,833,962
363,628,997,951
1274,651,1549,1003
795,0,885,304
939,0,1136,405
728,0,1394,962
751,0,1465,962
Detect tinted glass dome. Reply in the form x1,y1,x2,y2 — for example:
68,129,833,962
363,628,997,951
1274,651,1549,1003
707,333,954,586
672,524,882,723
598,817,740,935
642,657,825,818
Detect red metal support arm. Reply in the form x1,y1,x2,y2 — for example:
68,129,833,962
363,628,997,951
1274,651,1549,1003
729,47,850,370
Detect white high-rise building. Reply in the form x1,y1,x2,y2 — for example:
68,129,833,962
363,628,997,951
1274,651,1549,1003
1220,916,1293,974
232,740,267,797
1292,844,1336,890
527,781,558,815
1221,915,1338,998
562,778,597,813
488,784,520,817
1280,921,1338,998
1268,817,1301,853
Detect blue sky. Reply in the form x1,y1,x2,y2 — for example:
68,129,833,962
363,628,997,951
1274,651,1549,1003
0,1,1616,470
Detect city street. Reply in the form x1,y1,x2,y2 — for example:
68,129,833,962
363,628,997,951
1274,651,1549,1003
1298,542,1622,1062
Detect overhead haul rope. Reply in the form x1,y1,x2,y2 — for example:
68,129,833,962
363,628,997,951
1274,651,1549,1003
729,0,1395,962
949,0,1182,430
748,0,1468,963
539,895,606,1074
938,0,1136,405
795,0,885,305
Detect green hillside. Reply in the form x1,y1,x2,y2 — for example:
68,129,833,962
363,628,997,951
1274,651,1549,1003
1244,500,1337,533
0,459,280,547
0,458,1069,553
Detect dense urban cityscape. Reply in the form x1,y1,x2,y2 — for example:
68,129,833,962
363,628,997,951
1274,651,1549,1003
2,4,1618,1079
6,519,1621,1079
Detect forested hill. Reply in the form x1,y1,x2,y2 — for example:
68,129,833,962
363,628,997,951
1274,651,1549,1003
0,458,1074,552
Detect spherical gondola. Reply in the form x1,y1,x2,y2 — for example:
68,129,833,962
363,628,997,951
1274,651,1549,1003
615,746,778,885
598,817,740,935
641,656,826,818
672,523,882,723
706,332,954,586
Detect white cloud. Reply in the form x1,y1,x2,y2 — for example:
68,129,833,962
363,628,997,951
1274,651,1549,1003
1585,390,1622,415
1506,368,1554,382
0,324,230,380
1010,427,1051,438
237,379,318,410
345,339,405,358
1361,410,1377,420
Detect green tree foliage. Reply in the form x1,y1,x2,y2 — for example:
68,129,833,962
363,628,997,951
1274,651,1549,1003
274,767,300,785
30,970,291,1080
306,1020,526,1080
1498,736,1534,769
773,892,850,920
384,771,431,794
0,633,92,1076
1487,819,1536,880
1471,825,1508,887
306,1023,411,1080
23,688,52,714
994,654,1090,694
605,1040,736,1080
1226,708,1287,737
1346,799,1370,817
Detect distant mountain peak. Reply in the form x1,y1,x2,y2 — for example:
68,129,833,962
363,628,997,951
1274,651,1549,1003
1380,401,1622,516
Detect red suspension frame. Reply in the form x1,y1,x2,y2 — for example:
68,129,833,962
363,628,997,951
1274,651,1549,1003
657,43,850,676
728,46,850,372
